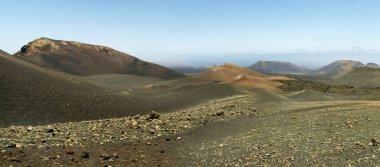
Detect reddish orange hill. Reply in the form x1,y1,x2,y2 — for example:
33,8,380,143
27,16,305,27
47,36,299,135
190,64,286,90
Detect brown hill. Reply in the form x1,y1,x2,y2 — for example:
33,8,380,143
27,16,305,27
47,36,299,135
190,64,283,90
248,61,308,74
14,37,184,79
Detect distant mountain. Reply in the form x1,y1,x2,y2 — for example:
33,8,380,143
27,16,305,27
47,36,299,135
248,61,307,74
317,60,363,78
190,63,283,90
14,37,184,79
366,63,380,68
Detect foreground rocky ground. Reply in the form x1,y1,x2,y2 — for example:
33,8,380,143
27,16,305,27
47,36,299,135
0,95,257,166
1,94,380,166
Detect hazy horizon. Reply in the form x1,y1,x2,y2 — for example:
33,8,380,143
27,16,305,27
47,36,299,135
2,0,380,68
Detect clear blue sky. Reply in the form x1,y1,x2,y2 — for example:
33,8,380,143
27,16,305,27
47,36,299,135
1,0,380,67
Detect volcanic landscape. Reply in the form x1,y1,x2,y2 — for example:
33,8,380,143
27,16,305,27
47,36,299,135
0,38,379,166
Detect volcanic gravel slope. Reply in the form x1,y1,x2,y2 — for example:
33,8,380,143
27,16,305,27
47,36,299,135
0,49,142,127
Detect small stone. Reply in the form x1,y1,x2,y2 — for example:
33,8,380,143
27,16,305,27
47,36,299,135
112,153,119,158
100,153,110,160
160,150,165,153
177,137,182,140
371,138,378,146
131,121,139,127
219,144,224,147
215,111,224,116
80,152,90,159
3,143,16,148
15,143,22,148
9,157,21,162
47,129,54,133
146,111,160,120
66,149,75,155
26,126,33,131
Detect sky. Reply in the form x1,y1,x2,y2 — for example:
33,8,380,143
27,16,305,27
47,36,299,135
1,0,380,68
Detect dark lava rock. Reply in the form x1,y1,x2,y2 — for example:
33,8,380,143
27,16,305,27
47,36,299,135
3,143,16,148
371,138,378,146
21,45,28,53
47,129,54,133
80,152,90,159
215,111,224,116
147,111,160,120
9,157,22,162
100,153,110,160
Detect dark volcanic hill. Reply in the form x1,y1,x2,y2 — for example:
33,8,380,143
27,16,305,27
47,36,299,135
317,60,363,78
248,61,307,74
0,50,147,127
366,63,380,68
14,37,184,79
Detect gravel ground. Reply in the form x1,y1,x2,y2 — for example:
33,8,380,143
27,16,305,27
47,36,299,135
1,95,379,166
0,95,257,166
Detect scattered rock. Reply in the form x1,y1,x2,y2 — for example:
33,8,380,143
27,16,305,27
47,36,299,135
9,157,22,162
371,138,378,146
47,129,54,133
26,126,33,131
100,153,110,160
354,141,366,149
80,152,90,159
147,111,161,120
131,121,139,127
66,149,75,155
215,111,224,116
15,143,22,148
3,143,16,148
